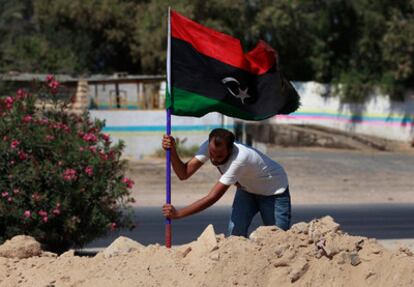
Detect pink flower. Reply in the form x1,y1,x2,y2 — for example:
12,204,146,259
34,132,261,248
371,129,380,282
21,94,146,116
4,96,13,109
7,197,12,203
1,192,8,197
48,80,59,89
52,208,60,216
18,151,27,160
61,124,70,133
48,79,60,94
99,151,109,161
39,119,49,125
46,75,54,82
16,89,27,99
32,192,41,202
10,140,20,149
84,166,93,176
24,210,31,218
23,115,32,123
51,123,70,132
79,147,85,152
42,216,48,223
102,133,110,142
45,135,55,141
13,188,20,194
110,222,117,231
38,210,47,217
122,177,135,189
108,150,115,160
3,136,8,141
82,133,97,143
88,146,97,153
63,169,77,181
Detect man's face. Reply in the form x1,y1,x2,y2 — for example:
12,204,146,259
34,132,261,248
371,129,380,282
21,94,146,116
208,141,231,166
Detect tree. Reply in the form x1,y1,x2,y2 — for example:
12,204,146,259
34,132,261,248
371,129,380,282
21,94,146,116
0,0,33,72
381,3,414,98
0,0,140,74
0,0,413,102
335,0,414,101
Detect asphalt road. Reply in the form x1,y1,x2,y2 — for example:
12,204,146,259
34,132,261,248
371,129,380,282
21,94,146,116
86,204,414,249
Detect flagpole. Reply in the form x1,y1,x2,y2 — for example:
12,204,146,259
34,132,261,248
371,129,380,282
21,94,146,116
166,108,172,248
165,7,172,248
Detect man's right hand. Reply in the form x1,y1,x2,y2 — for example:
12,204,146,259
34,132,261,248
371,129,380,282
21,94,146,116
162,204,181,219
162,134,204,180
162,134,176,151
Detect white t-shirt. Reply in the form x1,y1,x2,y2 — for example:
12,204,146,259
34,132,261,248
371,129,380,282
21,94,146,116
195,141,288,196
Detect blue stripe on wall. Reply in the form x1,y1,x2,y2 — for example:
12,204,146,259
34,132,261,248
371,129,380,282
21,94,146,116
103,124,234,132
291,112,414,123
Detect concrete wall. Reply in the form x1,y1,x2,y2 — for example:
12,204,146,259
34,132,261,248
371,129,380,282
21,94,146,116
90,81,414,159
273,82,414,142
90,110,234,159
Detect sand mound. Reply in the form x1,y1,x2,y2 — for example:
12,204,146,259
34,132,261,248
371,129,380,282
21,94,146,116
1,216,413,287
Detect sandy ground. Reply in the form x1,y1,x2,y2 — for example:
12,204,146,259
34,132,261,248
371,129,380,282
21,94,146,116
1,146,414,286
126,146,414,207
1,217,414,287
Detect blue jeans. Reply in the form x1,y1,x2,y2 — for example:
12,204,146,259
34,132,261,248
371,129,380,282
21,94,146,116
228,187,291,237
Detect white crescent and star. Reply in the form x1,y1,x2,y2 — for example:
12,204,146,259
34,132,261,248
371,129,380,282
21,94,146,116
221,77,251,104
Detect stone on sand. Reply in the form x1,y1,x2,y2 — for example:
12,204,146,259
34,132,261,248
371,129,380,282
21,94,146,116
186,224,218,259
249,225,283,244
0,235,42,259
308,216,340,242
194,224,218,252
291,222,309,234
102,236,145,258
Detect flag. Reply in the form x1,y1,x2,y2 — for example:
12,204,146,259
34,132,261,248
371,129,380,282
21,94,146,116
166,10,300,121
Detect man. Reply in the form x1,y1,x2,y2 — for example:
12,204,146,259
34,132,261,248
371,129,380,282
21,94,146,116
162,128,291,237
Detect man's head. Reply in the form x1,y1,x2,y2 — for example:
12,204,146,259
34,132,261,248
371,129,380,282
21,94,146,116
208,128,235,166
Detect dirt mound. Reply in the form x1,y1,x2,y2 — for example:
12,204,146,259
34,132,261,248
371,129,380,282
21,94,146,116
0,217,413,286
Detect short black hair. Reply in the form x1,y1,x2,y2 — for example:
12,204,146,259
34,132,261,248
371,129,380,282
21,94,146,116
208,128,235,150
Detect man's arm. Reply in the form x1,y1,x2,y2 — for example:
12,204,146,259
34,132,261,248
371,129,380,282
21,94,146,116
162,182,230,219
162,135,204,180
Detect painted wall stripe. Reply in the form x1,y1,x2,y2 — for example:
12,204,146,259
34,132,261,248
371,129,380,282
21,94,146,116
278,113,414,126
290,111,414,122
103,124,234,132
291,109,410,120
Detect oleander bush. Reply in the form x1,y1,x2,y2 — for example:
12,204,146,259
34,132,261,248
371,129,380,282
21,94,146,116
0,76,135,253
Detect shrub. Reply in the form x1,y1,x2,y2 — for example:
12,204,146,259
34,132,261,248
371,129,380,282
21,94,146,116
0,76,135,253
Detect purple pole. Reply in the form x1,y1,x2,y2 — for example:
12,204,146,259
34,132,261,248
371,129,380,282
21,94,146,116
165,108,172,248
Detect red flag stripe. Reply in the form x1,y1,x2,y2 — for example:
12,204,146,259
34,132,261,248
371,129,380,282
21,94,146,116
171,10,277,75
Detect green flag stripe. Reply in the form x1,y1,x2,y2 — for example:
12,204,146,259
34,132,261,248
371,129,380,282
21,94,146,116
168,87,275,121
